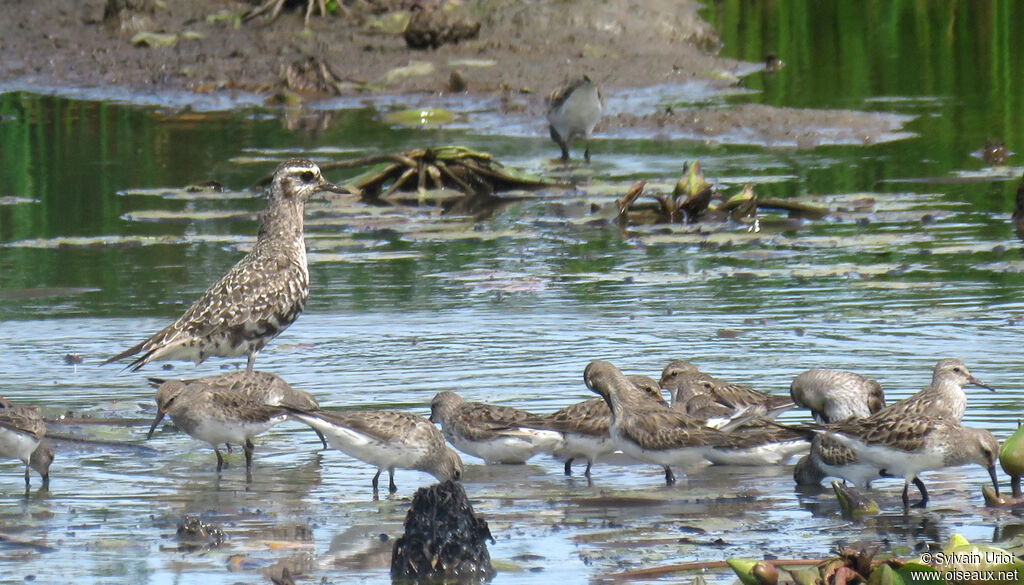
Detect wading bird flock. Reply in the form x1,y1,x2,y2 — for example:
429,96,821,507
0,150,1007,509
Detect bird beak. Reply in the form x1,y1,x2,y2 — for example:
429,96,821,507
989,465,1000,497
970,375,996,391
318,181,352,195
147,410,166,440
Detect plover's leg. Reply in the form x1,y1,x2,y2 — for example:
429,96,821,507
24,464,30,488
388,468,398,494
372,469,382,492
246,353,257,373
584,143,591,163
563,458,574,476
1013,475,1022,499
40,472,49,490
243,439,255,472
663,465,676,486
583,459,593,478
215,447,225,472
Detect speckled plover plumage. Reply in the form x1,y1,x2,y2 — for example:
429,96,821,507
104,159,340,372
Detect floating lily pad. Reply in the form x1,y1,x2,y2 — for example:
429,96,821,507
121,209,257,222
383,61,436,84
4,235,184,248
0,196,38,205
400,228,529,242
382,108,455,127
118,187,253,201
308,251,422,264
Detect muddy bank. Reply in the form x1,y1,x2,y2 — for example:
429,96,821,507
0,0,912,146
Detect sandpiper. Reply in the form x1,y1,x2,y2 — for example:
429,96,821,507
429,391,563,465
871,358,992,421
660,360,794,414
147,377,290,473
104,158,341,372
546,75,603,163
539,374,666,477
0,400,52,489
789,368,886,424
149,370,328,449
794,359,989,488
586,360,807,485
285,408,463,494
824,414,999,507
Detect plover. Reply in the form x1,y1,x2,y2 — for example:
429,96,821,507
540,374,666,477
0,400,52,489
660,360,794,414
824,414,999,507
789,368,886,424
149,371,328,449
585,360,807,485
429,391,562,465
286,408,463,494
546,75,603,163
104,159,341,372
147,377,290,473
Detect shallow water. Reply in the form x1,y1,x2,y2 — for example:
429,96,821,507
4,1,1024,584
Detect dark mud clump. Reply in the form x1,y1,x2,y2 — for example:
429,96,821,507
391,480,495,584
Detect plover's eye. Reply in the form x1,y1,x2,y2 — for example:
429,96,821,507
300,171,316,183
452,469,462,480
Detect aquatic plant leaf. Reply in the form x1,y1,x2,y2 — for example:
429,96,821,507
382,108,455,127
121,209,257,222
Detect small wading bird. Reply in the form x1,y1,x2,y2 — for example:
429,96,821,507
104,159,343,372
546,75,603,163
0,397,54,490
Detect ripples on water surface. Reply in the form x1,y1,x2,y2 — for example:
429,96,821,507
6,1,1024,583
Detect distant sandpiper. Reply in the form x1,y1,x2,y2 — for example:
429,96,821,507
286,408,463,494
148,370,328,449
794,359,990,488
0,399,53,489
539,374,666,477
546,75,603,163
824,414,999,507
872,358,992,421
790,368,886,424
586,360,807,485
660,360,794,414
104,159,342,372
429,391,563,465
147,376,290,474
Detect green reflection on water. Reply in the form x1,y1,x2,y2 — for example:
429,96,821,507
2,0,1024,323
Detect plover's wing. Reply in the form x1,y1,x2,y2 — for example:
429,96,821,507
105,250,307,371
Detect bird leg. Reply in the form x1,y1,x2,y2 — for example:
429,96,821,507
313,428,329,450
24,464,30,488
215,447,226,472
1013,475,1022,499
563,458,574,476
912,477,929,508
584,143,591,163
664,465,676,486
246,353,256,372
388,468,398,494
372,469,381,492
244,439,255,472
583,459,593,478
